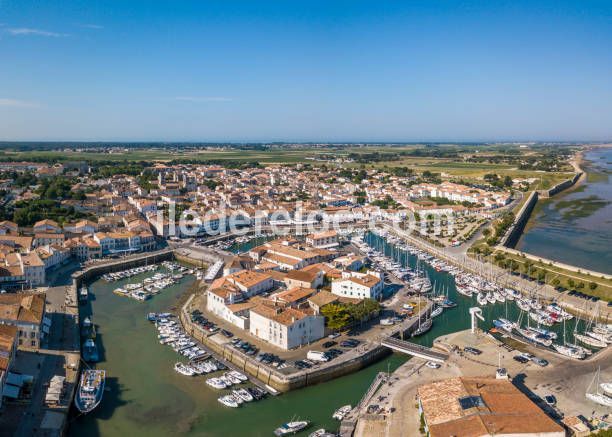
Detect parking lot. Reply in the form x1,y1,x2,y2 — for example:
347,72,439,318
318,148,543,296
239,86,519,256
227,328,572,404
188,301,372,374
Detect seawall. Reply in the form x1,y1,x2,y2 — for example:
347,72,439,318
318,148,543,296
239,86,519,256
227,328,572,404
502,170,583,248
538,171,583,198
71,249,174,289
179,304,392,392
178,290,433,393
500,191,538,248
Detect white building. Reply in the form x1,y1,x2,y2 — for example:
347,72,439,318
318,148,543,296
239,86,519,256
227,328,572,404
249,304,324,350
331,271,383,300
306,230,339,249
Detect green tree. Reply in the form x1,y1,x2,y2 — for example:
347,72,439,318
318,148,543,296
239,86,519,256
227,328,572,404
320,304,351,331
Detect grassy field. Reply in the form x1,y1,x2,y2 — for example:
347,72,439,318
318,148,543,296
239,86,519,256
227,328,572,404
1,147,574,187
492,250,612,301
0,148,339,164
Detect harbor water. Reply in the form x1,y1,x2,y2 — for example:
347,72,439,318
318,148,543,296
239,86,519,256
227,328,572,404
517,148,612,274
71,233,589,437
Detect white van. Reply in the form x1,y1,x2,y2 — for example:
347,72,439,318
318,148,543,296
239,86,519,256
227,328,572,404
306,351,329,362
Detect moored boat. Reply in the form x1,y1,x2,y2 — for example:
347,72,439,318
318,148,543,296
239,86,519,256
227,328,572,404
552,344,586,359
75,369,105,413
274,421,310,436
174,362,196,376
430,306,443,318
332,404,352,420
574,333,607,348
82,338,99,362
218,395,240,408
411,318,433,337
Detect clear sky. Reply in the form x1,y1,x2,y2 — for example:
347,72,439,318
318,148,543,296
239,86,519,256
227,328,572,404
1,0,611,142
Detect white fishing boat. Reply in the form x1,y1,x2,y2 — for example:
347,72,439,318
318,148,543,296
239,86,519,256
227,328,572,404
332,404,352,420
486,292,496,304
274,420,310,436
476,293,488,306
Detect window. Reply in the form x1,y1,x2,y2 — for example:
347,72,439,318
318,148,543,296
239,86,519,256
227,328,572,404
31,340,36,347
458,396,485,410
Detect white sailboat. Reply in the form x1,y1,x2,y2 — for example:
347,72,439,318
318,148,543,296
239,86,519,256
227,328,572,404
586,367,612,407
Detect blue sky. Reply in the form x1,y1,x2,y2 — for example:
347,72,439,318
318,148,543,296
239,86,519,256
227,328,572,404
1,0,611,142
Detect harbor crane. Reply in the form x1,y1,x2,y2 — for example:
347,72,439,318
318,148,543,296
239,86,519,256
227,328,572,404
469,307,485,333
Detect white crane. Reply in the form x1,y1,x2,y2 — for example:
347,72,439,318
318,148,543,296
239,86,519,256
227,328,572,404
469,307,485,334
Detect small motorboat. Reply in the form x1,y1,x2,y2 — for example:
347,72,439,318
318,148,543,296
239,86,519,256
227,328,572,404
174,362,195,376
206,378,227,389
233,388,254,402
274,421,310,436
309,430,336,437
229,370,248,382
218,395,240,408
332,404,351,420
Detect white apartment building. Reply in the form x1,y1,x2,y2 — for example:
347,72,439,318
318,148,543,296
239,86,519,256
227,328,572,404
249,304,324,350
306,230,339,249
331,270,384,300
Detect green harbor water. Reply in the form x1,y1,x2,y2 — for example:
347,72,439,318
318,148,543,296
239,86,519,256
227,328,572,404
70,233,582,437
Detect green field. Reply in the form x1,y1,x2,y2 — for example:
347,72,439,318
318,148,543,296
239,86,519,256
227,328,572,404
0,146,575,188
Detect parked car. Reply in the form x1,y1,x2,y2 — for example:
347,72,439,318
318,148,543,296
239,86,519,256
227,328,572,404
323,341,336,349
531,357,549,367
294,360,311,369
463,346,482,355
328,333,340,339
340,339,360,348
513,355,529,364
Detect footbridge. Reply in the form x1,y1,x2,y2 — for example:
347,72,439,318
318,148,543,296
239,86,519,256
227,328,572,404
381,337,449,363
